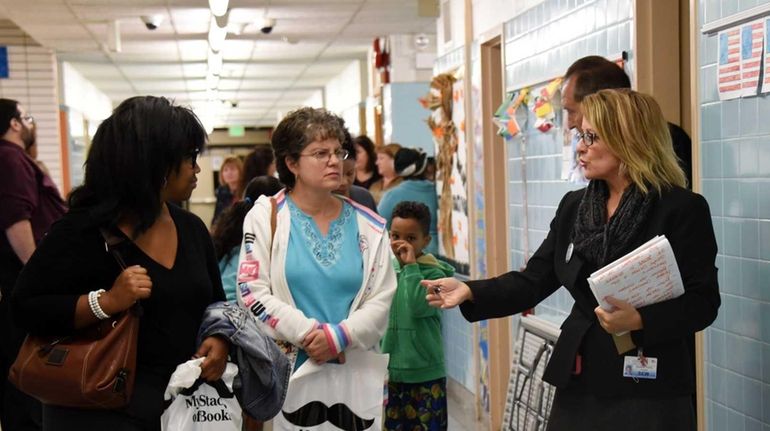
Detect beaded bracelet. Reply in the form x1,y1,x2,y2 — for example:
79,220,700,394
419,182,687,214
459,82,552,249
88,289,110,320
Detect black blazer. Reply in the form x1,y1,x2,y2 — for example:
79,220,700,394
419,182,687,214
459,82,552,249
461,186,720,397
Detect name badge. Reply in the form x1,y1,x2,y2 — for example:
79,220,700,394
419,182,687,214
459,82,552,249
623,355,657,380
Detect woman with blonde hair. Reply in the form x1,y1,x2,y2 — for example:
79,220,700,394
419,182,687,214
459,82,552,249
423,89,719,431
369,143,402,203
212,156,244,223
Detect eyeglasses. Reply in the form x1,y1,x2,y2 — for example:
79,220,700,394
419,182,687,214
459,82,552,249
185,148,200,167
19,114,34,125
577,131,599,147
299,148,349,163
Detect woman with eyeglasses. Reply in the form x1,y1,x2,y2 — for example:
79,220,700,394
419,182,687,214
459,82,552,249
237,107,396,429
422,89,719,431
12,96,229,430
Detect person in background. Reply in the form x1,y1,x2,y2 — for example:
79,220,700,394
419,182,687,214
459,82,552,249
336,126,377,212
0,98,65,431
424,156,437,182
562,55,692,187
377,148,438,255
352,135,380,189
423,90,719,431
12,96,229,430
369,143,402,203
212,175,282,302
381,201,453,431
212,156,244,224
237,107,396,425
242,145,277,184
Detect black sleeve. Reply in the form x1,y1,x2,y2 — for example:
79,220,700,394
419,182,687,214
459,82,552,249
11,217,111,335
459,192,570,322
630,193,720,347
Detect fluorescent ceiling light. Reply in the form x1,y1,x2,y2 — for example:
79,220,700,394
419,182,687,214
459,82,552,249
206,73,220,89
208,0,229,17
207,50,223,75
208,18,227,52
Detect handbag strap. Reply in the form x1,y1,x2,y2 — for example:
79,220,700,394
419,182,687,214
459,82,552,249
98,227,142,314
99,227,128,270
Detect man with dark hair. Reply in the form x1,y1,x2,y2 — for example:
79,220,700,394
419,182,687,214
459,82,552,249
0,98,65,430
561,56,692,187
562,56,632,133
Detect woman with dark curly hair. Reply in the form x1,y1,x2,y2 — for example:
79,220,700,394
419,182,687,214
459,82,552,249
212,176,282,302
352,135,380,189
12,96,229,430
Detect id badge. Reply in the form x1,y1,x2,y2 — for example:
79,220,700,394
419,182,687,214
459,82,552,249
623,355,657,379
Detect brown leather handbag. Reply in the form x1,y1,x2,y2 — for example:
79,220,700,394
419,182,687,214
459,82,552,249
8,228,141,409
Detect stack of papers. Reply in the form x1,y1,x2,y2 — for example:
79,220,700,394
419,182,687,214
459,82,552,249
588,235,685,312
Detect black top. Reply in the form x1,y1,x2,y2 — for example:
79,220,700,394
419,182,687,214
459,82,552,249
12,203,225,377
349,185,378,213
212,184,235,225
461,186,720,397
353,171,381,190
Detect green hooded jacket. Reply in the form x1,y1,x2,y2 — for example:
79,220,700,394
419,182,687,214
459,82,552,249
381,253,454,383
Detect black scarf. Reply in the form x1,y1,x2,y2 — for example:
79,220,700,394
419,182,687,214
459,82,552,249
570,180,656,267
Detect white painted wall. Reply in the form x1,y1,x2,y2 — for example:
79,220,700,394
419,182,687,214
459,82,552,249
60,62,112,122
437,0,546,50
473,0,543,39
0,21,63,191
436,0,466,55
324,59,366,115
389,34,436,83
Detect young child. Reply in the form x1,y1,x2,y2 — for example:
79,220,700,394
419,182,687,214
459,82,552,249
381,201,454,431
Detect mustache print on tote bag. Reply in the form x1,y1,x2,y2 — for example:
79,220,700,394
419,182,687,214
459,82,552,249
282,401,375,430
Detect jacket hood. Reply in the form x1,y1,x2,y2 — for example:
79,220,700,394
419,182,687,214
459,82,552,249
416,254,454,277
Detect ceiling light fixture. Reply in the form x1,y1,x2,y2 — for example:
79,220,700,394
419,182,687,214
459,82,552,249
207,50,223,75
208,18,227,52
108,20,121,52
208,0,229,17
206,73,220,90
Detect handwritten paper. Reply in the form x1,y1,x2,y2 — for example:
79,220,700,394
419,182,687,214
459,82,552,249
588,235,684,312
718,27,742,100
740,20,763,97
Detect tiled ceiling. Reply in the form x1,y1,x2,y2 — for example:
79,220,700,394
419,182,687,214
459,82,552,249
0,0,436,128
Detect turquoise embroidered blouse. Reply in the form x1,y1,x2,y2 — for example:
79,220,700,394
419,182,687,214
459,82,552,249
285,196,363,367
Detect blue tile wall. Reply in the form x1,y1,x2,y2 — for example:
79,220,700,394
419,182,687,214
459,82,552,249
501,0,634,330
441,306,474,390
699,0,770,429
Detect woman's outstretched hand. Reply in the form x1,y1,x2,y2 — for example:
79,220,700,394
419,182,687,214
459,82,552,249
594,296,643,334
421,277,472,309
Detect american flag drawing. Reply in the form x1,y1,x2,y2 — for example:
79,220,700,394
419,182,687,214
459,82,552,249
718,28,741,100
740,20,763,96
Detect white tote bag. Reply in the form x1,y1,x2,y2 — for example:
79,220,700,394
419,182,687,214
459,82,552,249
161,359,243,431
273,350,388,431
